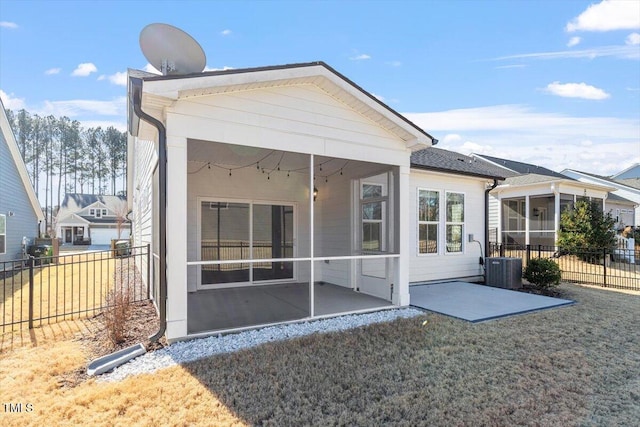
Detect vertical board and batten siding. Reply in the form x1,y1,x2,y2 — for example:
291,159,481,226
488,194,500,239
130,138,157,293
170,84,411,167
0,130,39,262
408,170,486,283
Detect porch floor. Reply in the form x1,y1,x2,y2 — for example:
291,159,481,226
187,282,391,334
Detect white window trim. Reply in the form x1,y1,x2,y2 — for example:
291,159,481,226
89,208,95,216
0,214,6,255
360,181,387,253
417,188,439,257
445,191,465,255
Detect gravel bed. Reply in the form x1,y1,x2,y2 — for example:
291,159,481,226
100,308,424,382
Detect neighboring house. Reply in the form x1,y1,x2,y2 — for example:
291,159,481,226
0,99,44,263
127,62,503,342
561,168,640,227
472,154,633,247
55,194,130,245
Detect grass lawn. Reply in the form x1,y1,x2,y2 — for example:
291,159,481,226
1,283,638,426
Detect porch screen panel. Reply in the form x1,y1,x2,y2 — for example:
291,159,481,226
201,202,250,284
252,204,294,281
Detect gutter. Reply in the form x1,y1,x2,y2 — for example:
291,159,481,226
130,77,167,343
485,179,499,259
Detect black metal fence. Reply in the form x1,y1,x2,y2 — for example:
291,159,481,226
0,245,150,332
488,243,640,291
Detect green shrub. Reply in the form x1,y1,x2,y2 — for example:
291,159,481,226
523,258,562,292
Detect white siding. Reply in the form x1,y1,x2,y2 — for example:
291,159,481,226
168,85,411,167
130,138,157,294
409,170,487,283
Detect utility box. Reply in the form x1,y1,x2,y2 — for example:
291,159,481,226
485,257,522,289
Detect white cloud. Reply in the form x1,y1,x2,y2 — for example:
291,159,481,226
107,71,127,86
495,64,526,69
403,105,640,175
221,29,232,36
626,32,640,45
71,62,98,77
44,67,61,75
350,54,371,61
203,66,235,72
493,45,639,61
567,0,640,32
567,36,581,47
0,90,26,110
0,21,18,29
545,81,610,100
371,93,385,102
387,60,402,67
442,134,462,144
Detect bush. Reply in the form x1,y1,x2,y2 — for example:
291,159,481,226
103,285,132,345
523,258,562,292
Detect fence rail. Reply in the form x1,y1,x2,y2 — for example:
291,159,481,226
488,243,640,291
1,244,150,332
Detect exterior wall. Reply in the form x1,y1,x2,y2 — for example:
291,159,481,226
488,194,500,242
408,170,487,283
613,165,640,180
606,200,636,229
129,138,157,294
0,127,39,262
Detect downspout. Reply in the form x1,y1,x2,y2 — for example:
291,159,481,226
131,78,167,343
485,179,499,259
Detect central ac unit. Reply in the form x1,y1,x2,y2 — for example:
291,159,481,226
485,257,522,289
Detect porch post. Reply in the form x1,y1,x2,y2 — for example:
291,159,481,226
165,132,188,340
393,165,410,306
525,195,530,245
309,154,315,317
554,190,560,246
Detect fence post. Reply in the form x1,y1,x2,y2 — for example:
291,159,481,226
146,244,151,300
500,244,505,257
526,245,531,267
28,256,34,329
538,245,541,259
603,247,607,288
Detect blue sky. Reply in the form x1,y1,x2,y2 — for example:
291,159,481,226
1,0,639,176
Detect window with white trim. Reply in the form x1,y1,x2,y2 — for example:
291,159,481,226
0,214,5,254
89,208,95,216
418,189,439,254
102,209,107,216
95,209,102,218
446,192,464,253
361,183,385,252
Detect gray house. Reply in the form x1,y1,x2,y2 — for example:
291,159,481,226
0,100,44,262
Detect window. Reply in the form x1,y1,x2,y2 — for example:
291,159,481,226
362,183,384,252
418,189,439,254
102,209,107,216
89,209,95,216
0,214,5,254
95,209,102,218
446,192,464,253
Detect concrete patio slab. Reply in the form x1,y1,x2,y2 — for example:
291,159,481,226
410,281,573,322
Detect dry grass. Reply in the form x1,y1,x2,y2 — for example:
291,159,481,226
1,283,638,426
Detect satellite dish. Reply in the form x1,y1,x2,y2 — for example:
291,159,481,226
140,23,206,75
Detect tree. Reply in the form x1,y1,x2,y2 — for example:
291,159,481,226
557,199,616,260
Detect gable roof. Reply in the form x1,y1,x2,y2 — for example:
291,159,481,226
410,148,507,180
562,168,640,192
56,194,127,222
0,99,45,221
129,61,435,149
612,163,640,179
472,154,566,179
